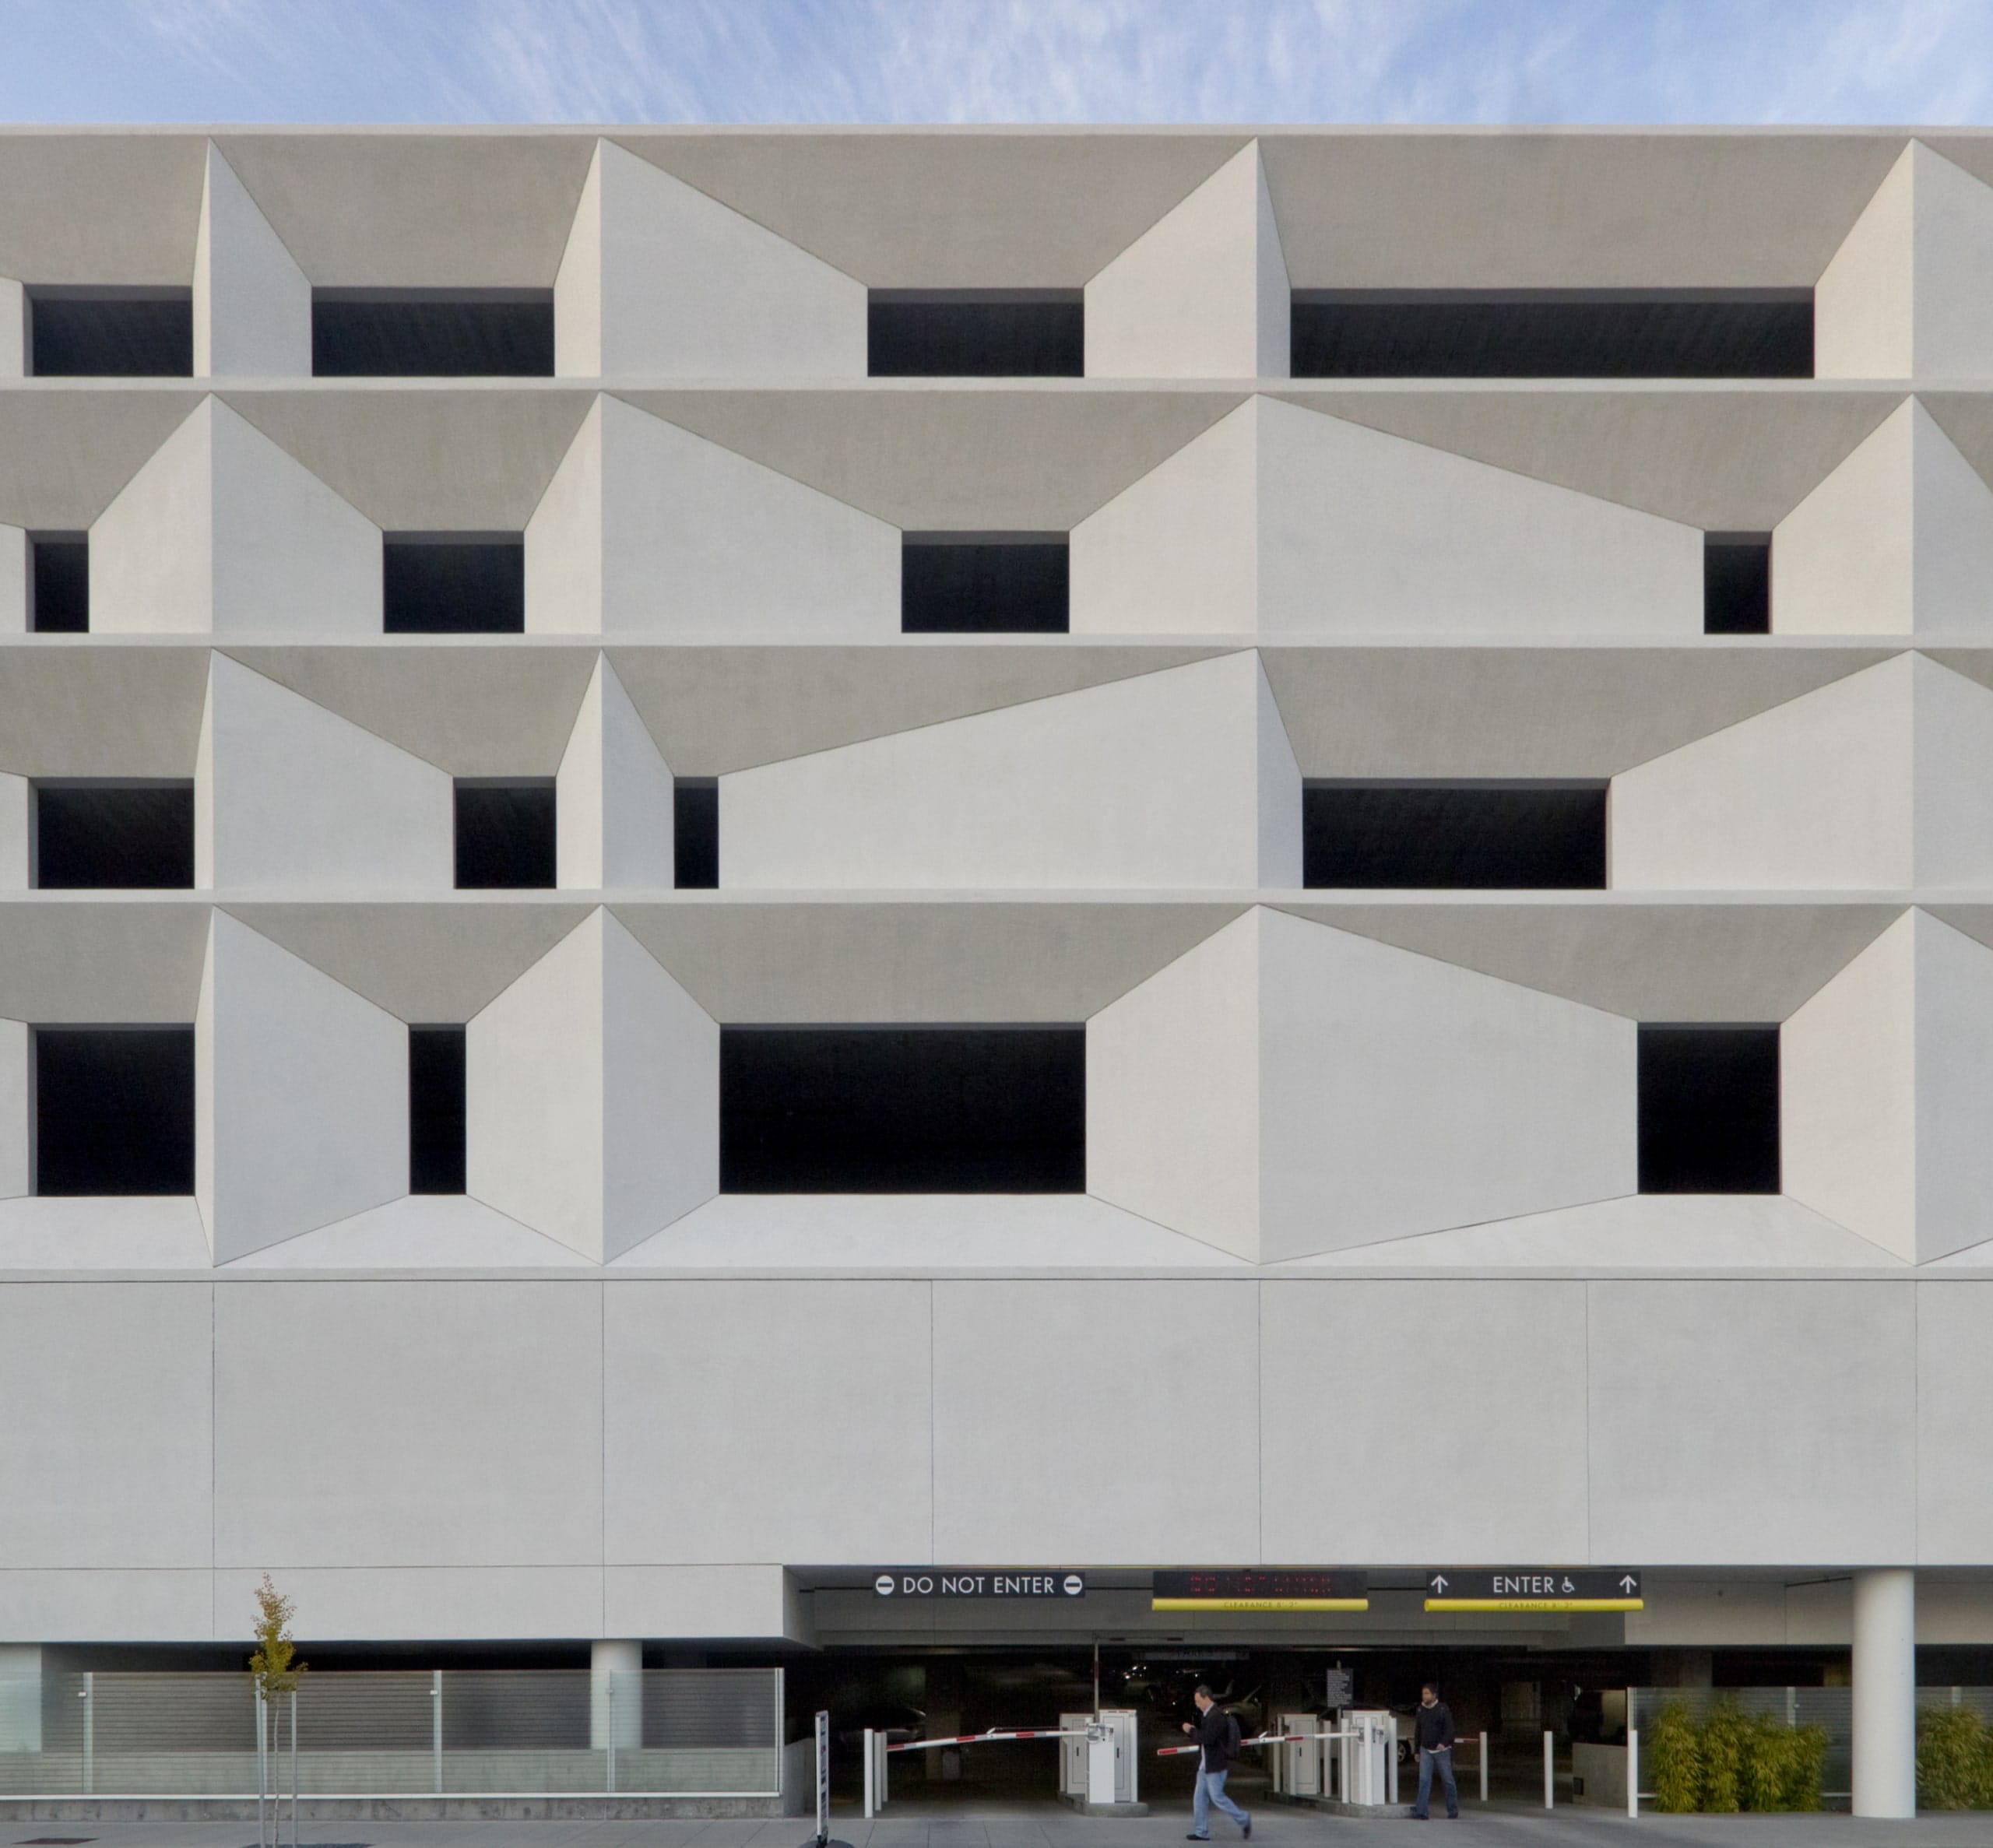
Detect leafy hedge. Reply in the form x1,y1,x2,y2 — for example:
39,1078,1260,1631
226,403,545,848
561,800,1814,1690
1918,1706,1993,1809
1648,1698,1827,1813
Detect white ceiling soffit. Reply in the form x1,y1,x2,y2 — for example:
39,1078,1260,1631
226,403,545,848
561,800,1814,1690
1259,132,1908,289
223,645,599,778
0,135,209,283
223,903,596,1024
607,643,1228,775
1273,900,1903,1023
620,388,1245,531
1261,645,1895,779
617,132,1250,286
223,390,597,531
211,134,597,286
0,644,210,777
1272,387,1908,531
0,901,209,1021
611,901,1246,1023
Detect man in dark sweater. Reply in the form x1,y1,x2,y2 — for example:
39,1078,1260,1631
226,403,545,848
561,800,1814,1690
1179,1685,1250,1839
1411,1682,1459,1821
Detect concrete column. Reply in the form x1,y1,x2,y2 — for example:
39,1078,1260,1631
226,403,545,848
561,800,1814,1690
590,1639,642,1751
1851,1568,1916,1819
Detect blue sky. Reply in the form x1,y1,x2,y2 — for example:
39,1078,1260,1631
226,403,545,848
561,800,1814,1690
3,0,1992,126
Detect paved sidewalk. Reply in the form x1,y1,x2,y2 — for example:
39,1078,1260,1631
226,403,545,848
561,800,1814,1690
11,1804,1993,1847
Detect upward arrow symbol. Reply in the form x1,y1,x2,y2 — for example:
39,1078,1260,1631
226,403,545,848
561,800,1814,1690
1619,1575,1639,1594
1431,1575,1449,1594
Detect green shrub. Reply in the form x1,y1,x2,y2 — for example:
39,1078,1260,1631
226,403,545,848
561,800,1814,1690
1917,1706,1993,1810
1646,1698,1829,1814
1650,1701,1702,1813
1699,1699,1748,1812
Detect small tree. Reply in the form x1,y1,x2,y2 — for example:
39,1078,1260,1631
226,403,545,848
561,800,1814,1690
249,1573,308,1701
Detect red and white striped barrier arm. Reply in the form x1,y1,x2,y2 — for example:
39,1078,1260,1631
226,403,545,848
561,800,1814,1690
1157,1730,1355,1757
888,1727,1093,1753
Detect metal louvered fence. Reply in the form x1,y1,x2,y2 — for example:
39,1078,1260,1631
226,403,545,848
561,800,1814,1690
0,1667,782,1798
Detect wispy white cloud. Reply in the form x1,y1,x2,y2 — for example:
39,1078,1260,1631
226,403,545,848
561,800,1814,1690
8,0,1993,126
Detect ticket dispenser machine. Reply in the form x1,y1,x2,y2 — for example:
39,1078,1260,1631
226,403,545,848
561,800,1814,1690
1340,1709,1396,1808
1276,1713,1323,1797
1060,1710,1141,1812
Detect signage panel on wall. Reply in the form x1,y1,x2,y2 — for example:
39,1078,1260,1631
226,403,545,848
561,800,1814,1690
871,1570,1086,1598
1423,1568,1642,1612
1151,1569,1369,1611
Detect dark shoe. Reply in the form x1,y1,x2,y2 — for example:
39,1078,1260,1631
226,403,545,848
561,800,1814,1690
1186,1834,1209,1840
1242,1818,1251,1840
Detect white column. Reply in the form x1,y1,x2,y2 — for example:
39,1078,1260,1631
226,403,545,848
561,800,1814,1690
0,1645,40,1752
1851,1567,1916,1819
590,1639,642,1751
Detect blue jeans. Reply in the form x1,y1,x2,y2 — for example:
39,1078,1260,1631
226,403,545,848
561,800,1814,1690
1413,1746,1459,1818
1192,1765,1249,1836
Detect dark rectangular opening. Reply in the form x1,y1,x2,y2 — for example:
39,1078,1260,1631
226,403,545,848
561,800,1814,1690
34,1026,195,1195
721,1026,1085,1193
311,290,555,378
869,291,1084,377
1704,532,1773,634
1302,782,1608,888
901,533,1070,634
28,288,193,377
409,1025,467,1196
1289,290,1814,379
29,534,89,633
674,779,719,890
1637,1024,1780,1194
33,782,195,889
454,781,556,889
383,534,525,634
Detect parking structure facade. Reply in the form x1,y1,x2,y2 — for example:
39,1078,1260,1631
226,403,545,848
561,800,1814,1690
3,125,1993,1821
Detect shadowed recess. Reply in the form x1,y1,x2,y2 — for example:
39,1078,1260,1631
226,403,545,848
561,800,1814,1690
1637,1024,1780,1195
34,1025,195,1196
1291,291,1813,379
721,1026,1084,1193
1303,782,1607,889
312,290,554,377
869,291,1084,377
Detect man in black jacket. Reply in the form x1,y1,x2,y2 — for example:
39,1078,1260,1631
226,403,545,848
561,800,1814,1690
1410,1682,1459,1821
1179,1685,1250,1839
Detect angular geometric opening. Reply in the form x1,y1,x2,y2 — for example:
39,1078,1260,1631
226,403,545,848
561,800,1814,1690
28,533,89,633
1703,532,1772,635
720,1026,1086,1193
869,291,1084,377
674,779,719,890
409,1025,466,1196
27,288,193,377
33,782,195,889
453,781,557,889
311,290,556,377
901,534,1070,634
1303,782,1608,888
33,1026,195,1196
383,534,525,634
1637,1024,1780,1194
1290,290,1814,379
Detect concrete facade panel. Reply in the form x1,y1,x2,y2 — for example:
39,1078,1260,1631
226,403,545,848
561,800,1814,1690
556,654,676,889
212,1280,603,1569
199,653,455,891
1257,910,1636,1260
1260,1281,1589,1563
604,1281,932,1565
931,1280,1259,1564
1085,142,1288,380
558,140,865,378
0,523,23,631
0,1571,216,1645
0,1283,212,1570
1587,1281,1917,1564
720,653,1288,889
210,1566,606,1642
1609,656,1915,889
603,1565,805,1642
1916,1282,1993,1563
0,1017,24,1199
195,142,311,379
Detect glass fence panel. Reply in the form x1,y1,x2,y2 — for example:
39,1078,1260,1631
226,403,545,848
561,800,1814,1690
0,1666,783,1798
